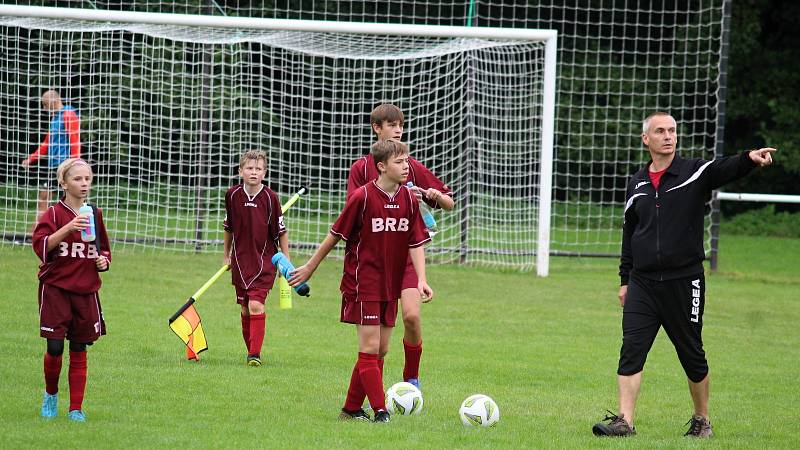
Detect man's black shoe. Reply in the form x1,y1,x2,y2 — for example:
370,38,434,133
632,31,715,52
592,410,636,437
684,414,713,438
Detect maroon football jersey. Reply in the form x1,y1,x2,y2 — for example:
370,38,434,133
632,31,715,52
347,154,453,208
331,181,430,302
32,200,112,294
223,184,286,290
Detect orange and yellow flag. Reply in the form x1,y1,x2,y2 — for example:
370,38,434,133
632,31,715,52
169,299,208,360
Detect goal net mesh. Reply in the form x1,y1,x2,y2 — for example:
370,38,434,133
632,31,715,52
1,1,727,268
0,15,547,268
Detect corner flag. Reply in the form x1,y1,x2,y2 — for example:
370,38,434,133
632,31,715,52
169,299,208,360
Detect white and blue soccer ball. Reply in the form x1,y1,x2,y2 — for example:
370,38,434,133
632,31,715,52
459,394,500,427
386,382,424,416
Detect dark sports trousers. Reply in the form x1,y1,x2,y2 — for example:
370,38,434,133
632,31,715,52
618,272,709,382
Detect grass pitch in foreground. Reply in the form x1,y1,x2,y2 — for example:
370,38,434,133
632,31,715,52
0,233,798,449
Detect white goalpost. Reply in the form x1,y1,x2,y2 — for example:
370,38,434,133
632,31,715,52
0,5,557,275
716,192,800,204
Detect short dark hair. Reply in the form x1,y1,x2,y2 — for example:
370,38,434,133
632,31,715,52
371,139,409,171
642,111,674,134
370,104,404,129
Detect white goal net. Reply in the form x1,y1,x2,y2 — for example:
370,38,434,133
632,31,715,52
0,8,555,271
1,2,730,271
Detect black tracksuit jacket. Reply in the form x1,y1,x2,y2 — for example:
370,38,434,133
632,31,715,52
619,151,757,285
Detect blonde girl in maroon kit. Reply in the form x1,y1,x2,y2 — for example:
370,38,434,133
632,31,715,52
33,158,111,422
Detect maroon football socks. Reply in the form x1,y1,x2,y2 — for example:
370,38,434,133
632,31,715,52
241,313,251,349
44,353,62,395
343,363,366,411
247,313,266,357
68,351,87,412
403,340,422,381
357,352,385,412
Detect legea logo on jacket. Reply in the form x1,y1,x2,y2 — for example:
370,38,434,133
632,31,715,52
635,181,650,190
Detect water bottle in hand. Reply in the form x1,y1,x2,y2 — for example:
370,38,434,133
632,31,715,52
78,203,96,242
406,182,438,236
271,252,311,296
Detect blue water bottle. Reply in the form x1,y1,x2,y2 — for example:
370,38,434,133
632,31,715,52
271,252,311,297
406,182,438,235
78,203,96,242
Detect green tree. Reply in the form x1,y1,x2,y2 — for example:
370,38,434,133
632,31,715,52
724,0,800,207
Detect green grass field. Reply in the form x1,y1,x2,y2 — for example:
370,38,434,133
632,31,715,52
1,233,798,448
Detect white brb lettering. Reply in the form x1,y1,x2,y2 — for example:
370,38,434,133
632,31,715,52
690,279,701,323
58,242,99,259
371,218,410,232
71,242,85,258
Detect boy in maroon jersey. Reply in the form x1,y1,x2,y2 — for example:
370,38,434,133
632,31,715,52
32,158,111,423
223,150,289,367
290,139,433,423
347,103,454,389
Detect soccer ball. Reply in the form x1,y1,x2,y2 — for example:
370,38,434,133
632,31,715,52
459,394,500,427
386,382,424,416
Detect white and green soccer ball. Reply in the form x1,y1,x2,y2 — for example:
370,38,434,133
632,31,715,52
459,394,500,427
386,382,424,416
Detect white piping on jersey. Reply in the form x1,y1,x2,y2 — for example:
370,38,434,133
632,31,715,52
93,292,102,336
410,236,432,247
665,160,713,193
354,186,368,302
39,283,46,318
59,200,78,217
330,229,348,241
331,184,369,242
625,193,648,213
38,204,65,269
40,236,49,264
372,180,401,202
38,240,54,278
243,184,264,202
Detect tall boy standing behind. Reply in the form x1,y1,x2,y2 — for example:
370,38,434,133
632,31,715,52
223,150,289,367
290,139,433,422
347,104,454,388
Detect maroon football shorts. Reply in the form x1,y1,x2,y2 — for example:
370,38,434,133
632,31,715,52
38,282,106,343
235,285,270,305
401,258,419,291
340,296,398,327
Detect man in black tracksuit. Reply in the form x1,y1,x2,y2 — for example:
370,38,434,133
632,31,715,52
592,112,776,438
